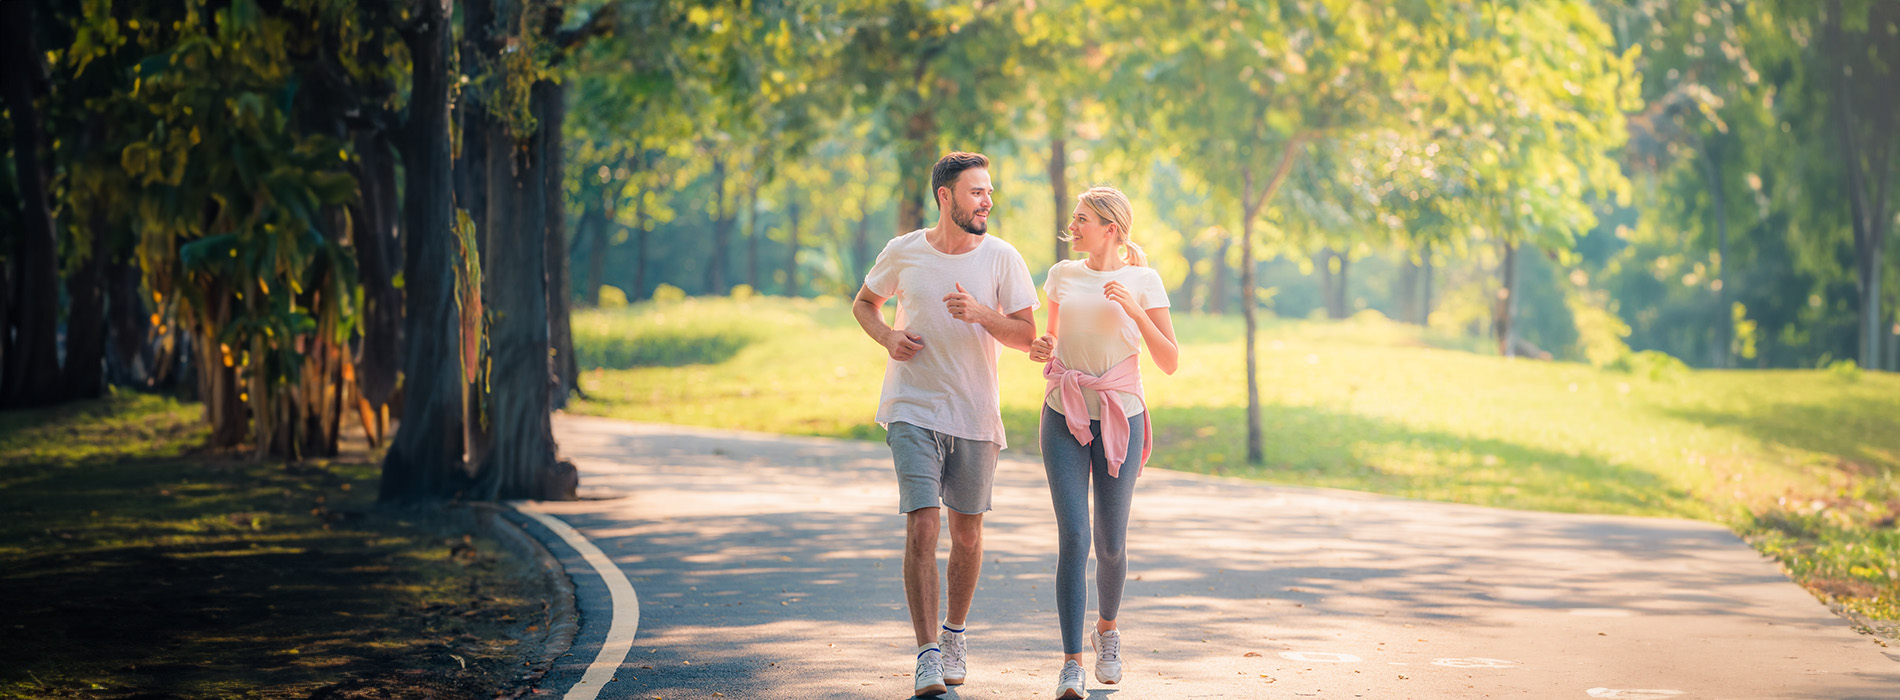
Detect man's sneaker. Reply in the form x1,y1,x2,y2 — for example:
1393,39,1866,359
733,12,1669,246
914,647,948,697
1091,628,1123,684
1055,659,1086,699
939,627,967,685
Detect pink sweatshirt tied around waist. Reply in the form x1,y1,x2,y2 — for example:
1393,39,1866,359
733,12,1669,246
1043,355,1152,478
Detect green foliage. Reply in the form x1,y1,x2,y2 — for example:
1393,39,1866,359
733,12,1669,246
598,285,629,309
1608,349,1691,381
651,283,687,303
1827,358,1863,383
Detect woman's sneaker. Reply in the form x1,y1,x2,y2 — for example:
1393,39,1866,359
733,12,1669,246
914,647,947,697
1092,628,1123,684
1055,659,1086,699
939,626,967,685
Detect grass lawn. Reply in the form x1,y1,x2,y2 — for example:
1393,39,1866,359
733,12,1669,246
570,296,1900,630
0,393,549,699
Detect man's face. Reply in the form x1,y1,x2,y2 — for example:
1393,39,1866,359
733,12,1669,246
943,168,994,235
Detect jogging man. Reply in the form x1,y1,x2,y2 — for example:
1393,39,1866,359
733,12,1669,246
853,151,1038,697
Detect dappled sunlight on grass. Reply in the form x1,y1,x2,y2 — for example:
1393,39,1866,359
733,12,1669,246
0,394,547,699
571,296,1900,623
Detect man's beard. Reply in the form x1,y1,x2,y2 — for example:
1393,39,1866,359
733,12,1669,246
952,202,989,235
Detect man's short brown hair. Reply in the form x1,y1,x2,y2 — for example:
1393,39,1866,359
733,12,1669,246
931,152,990,209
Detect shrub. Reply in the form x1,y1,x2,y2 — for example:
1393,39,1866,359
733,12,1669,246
1826,358,1862,383
651,283,687,303
598,285,629,309
1608,349,1689,381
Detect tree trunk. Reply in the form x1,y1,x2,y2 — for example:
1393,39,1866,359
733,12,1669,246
1701,148,1731,368
1421,241,1435,325
1239,138,1304,466
1241,207,1262,467
1315,249,1335,318
744,179,762,291
1209,237,1232,315
105,251,153,387
380,0,468,504
632,194,649,300
472,77,573,501
1176,236,1202,313
1827,0,1896,369
1497,241,1519,358
1050,127,1069,263
897,110,937,233
852,209,873,285
706,157,730,295
580,200,609,307
1334,250,1352,319
351,131,403,412
544,79,577,409
1396,255,1420,326
786,187,801,297
1,0,63,407
197,295,247,447
61,207,110,400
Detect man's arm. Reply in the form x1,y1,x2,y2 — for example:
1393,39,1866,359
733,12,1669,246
942,283,1035,352
854,284,924,361
984,306,1038,353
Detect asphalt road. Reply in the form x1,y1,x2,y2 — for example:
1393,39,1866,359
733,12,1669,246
509,415,1900,700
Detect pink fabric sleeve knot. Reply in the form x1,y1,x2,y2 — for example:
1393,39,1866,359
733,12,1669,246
1043,355,1152,478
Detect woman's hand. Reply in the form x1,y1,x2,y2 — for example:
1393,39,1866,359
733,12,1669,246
1104,281,1143,319
1029,333,1056,363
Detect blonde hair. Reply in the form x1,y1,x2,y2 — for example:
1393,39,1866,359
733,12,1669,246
1073,186,1147,267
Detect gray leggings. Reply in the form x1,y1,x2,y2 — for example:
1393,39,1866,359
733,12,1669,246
1040,404,1143,655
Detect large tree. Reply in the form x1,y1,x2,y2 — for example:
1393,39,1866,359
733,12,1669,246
379,0,469,503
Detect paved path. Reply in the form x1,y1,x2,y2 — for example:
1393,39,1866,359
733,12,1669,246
510,416,1900,700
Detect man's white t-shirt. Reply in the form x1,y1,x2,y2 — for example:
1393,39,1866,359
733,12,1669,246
865,229,1039,448
1042,259,1171,419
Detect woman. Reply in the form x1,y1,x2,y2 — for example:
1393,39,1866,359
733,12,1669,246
1028,186,1179,699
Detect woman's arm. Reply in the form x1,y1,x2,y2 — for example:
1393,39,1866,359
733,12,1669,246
1136,307,1179,375
1104,281,1179,374
1029,301,1061,363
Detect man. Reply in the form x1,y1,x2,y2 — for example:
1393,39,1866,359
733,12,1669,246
854,152,1038,697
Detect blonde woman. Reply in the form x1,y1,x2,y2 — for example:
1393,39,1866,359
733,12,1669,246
1027,186,1178,698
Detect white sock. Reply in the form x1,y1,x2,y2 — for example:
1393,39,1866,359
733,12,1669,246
917,643,940,657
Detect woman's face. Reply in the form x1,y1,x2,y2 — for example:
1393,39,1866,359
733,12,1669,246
1067,204,1118,257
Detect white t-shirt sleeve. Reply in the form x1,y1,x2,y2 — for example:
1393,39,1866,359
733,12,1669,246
1139,267,1171,310
997,246,1040,314
1041,261,1065,305
863,237,903,297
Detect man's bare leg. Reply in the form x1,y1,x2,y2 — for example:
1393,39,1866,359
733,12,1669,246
904,507,942,646
944,510,985,627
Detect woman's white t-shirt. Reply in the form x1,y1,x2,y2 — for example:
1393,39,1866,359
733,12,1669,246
1042,259,1171,419
865,230,1040,447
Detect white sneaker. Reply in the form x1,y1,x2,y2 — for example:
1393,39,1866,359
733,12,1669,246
1055,659,1086,699
939,627,967,685
914,647,948,697
1092,628,1123,684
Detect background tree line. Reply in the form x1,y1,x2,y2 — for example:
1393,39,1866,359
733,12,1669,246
4,0,1896,477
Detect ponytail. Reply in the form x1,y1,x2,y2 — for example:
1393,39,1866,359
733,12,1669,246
1122,239,1148,267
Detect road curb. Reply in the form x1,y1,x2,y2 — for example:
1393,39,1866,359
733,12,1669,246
461,502,581,696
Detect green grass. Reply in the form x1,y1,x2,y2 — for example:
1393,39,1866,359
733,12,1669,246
0,392,546,699
569,296,1900,627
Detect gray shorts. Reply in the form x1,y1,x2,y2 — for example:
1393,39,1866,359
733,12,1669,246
886,422,1001,515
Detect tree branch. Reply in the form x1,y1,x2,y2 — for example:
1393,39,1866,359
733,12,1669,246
555,5,619,54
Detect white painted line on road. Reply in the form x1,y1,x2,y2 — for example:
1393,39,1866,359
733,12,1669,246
1431,658,1519,668
513,502,640,700
1586,689,1684,699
